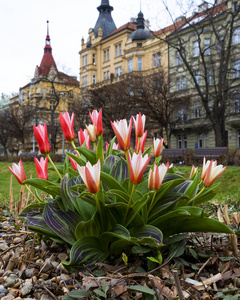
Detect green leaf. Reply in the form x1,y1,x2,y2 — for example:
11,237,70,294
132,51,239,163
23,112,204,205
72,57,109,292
101,171,127,193
62,237,108,270
23,179,61,197
102,155,120,174
106,136,116,157
66,290,90,299
67,152,86,167
75,212,101,239
110,158,129,184
75,147,97,165
192,184,219,206
94,289,107,298
43,202,83,245
96,134,104,163
125,194,150,227
130,225,163,246
161,216,233,238
128,285,155,296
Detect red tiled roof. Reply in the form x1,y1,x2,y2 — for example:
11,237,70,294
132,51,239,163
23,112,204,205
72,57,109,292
104,22,137,38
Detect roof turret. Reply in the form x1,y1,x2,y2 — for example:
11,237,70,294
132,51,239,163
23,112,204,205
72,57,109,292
128,11,152,41
38,21,58,76
93,0,117,39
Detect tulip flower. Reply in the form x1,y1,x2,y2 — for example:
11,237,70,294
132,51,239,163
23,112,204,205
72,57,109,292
190,165,198,178
33,124,51,154
111,118,132,151
148,163,168,190
106,142,119,151
133,113,146,138
69,156,78,171
34,157,48,180
127,151,151,184
203,160,226,187
59,112,75,142
201,157,211,180
77,159,101,194
135,131,147,153
85,124,97,143
89,109,103,136
8,159,27,184
78,128,90,149
153,137,164,157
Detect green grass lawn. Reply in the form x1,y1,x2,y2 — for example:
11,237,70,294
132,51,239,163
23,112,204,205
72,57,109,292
0,162,239,205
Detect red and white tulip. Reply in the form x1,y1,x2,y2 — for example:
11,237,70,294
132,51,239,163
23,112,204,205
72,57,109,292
78,128,90,149
148,163,168,190
111,118,132,151
133,112,146,138
153,137,164,157
8,159,27,185
59,112,75,142
33,123,51,154
89,109,103,136
127,151,151,184
34,157,48,180
77,159,101,194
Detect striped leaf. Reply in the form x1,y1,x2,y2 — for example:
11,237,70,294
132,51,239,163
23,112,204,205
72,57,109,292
130,225,163,246
43,202,83,245
110,158,129,184
62,237,108,271
23,179,61,197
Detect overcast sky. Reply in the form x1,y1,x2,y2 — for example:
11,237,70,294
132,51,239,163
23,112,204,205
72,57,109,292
0,0,203,96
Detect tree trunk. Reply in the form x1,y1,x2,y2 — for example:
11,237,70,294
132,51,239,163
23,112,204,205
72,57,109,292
213,121,227,147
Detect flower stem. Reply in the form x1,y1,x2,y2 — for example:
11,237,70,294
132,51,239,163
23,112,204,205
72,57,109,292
186,186,206,205
136,137,140,153
123,184,136,226
70,140,81,157
148,190,157,215
94,193,103,230
46,154,62,180
24,184,41,202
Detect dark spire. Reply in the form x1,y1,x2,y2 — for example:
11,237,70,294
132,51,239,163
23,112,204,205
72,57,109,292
38,21,57,76
93,0,117,39
137,11,145,29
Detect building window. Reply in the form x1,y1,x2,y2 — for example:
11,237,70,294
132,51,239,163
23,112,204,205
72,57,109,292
177,108,186,121
83,55,88,66
153,52,161,68
82,76,88,87
176,51,181,66
92,54,96,65
204,39,210,55
104,49,110,62
194,70,201,86
137,43,142,47
217,36,224,52
104,71,110,80
233,1,238,12
50,101,54,110
177,135,182,148
177,77,187,90
128,59,133,72
27,91,30,99
194,102,201,118
233,60,240,78
198,134,209,148
115,44,122,57
193,41,199,57
183,135,187,148
233,27,240,45
128,84,134,97
115,66,122,77
92,74,96,84
182,77,186,89
53,117,57,126
235,100,240,113
207,69,211,85
138,57,142,71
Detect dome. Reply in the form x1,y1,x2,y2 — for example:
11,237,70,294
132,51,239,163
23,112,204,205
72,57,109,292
128,28,152,41
128,11,152,41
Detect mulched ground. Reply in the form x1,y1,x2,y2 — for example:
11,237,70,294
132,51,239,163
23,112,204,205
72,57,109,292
0,207,239,300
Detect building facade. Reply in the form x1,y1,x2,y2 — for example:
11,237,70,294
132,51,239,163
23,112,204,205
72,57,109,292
168,0,240,150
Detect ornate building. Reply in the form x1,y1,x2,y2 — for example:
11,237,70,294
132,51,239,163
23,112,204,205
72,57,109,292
9,22,80,154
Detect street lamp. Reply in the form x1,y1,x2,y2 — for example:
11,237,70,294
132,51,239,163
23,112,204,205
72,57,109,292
60,92,65,161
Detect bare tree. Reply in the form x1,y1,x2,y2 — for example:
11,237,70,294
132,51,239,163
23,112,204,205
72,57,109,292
158,0,240,147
